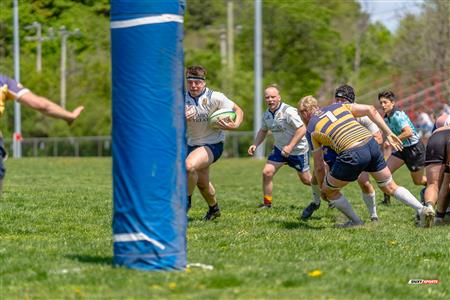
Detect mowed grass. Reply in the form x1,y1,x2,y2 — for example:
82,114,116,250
0,157,449,299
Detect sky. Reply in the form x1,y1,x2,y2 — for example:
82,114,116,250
358,0,424,32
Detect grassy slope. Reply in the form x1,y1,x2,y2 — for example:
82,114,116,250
0,158,448,299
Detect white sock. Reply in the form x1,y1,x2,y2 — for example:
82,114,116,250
362,192,377,218
311,184,321,205
393,186,423,211
331,194,362,224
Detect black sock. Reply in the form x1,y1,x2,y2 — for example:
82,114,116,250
436,211,445,219
209,203,219,211
187,195,192,210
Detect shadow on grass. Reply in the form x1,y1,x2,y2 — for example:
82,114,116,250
66,254,113,266
270,219,327,230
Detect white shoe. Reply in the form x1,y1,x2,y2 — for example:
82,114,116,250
419,205,435,228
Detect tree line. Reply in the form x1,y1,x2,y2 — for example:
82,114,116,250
0,0,448,137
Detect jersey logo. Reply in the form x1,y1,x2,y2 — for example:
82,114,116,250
202,98,208,107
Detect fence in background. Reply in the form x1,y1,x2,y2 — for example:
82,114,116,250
3,132,274,158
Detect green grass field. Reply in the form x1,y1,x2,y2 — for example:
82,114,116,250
0,157,449,299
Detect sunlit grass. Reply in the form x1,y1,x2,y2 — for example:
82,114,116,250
0,157,448,299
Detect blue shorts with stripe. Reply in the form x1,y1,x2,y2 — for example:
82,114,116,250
268,146,310,172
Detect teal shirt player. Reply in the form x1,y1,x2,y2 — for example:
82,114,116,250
384,109,419,147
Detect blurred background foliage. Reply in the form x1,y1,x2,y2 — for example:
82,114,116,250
0,0,448,136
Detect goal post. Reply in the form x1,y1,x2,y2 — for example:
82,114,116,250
110,0,187,271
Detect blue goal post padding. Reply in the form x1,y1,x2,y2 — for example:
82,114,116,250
110,0,187,271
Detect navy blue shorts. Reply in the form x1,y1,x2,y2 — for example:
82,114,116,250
330,138,386,182
267,146,310,172
187,142,224,163
323,146,338,169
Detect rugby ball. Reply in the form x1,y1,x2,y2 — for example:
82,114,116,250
208,109,236,127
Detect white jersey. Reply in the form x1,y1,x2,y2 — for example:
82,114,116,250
356,116,380,134
185,87,235,146
262,102,309,155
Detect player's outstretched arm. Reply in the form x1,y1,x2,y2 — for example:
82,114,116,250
17,91,84,125
230,103,244,129
351,103,402,151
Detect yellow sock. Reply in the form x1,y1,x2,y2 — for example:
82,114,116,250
263,195,272,206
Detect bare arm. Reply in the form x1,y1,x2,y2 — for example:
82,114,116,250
216,103,244,130
282,125,306,157
18,91,84,125
351,103,402,151
373,131,383,144
248,128,268,156
397,125,413,141
232,103,244,128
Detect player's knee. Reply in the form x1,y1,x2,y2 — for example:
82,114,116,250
380,180,397,195
358,181,373,194
325,189,340,199
185,161,197,174
377,175,392,188
299,174,311,185
262,168,275,178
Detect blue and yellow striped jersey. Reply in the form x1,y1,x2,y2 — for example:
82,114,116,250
306,103,372,154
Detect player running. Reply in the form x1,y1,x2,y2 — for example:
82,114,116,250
248,85,320,211
185,65,244,220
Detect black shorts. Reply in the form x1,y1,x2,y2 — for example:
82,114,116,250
392,141,425,172
425,129,450,173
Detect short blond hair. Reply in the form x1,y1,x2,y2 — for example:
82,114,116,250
265,83,280,92
298,95,319,113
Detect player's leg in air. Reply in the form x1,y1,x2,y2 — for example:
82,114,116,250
370,167,434,227
186,145,220,220
364,136,434,227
